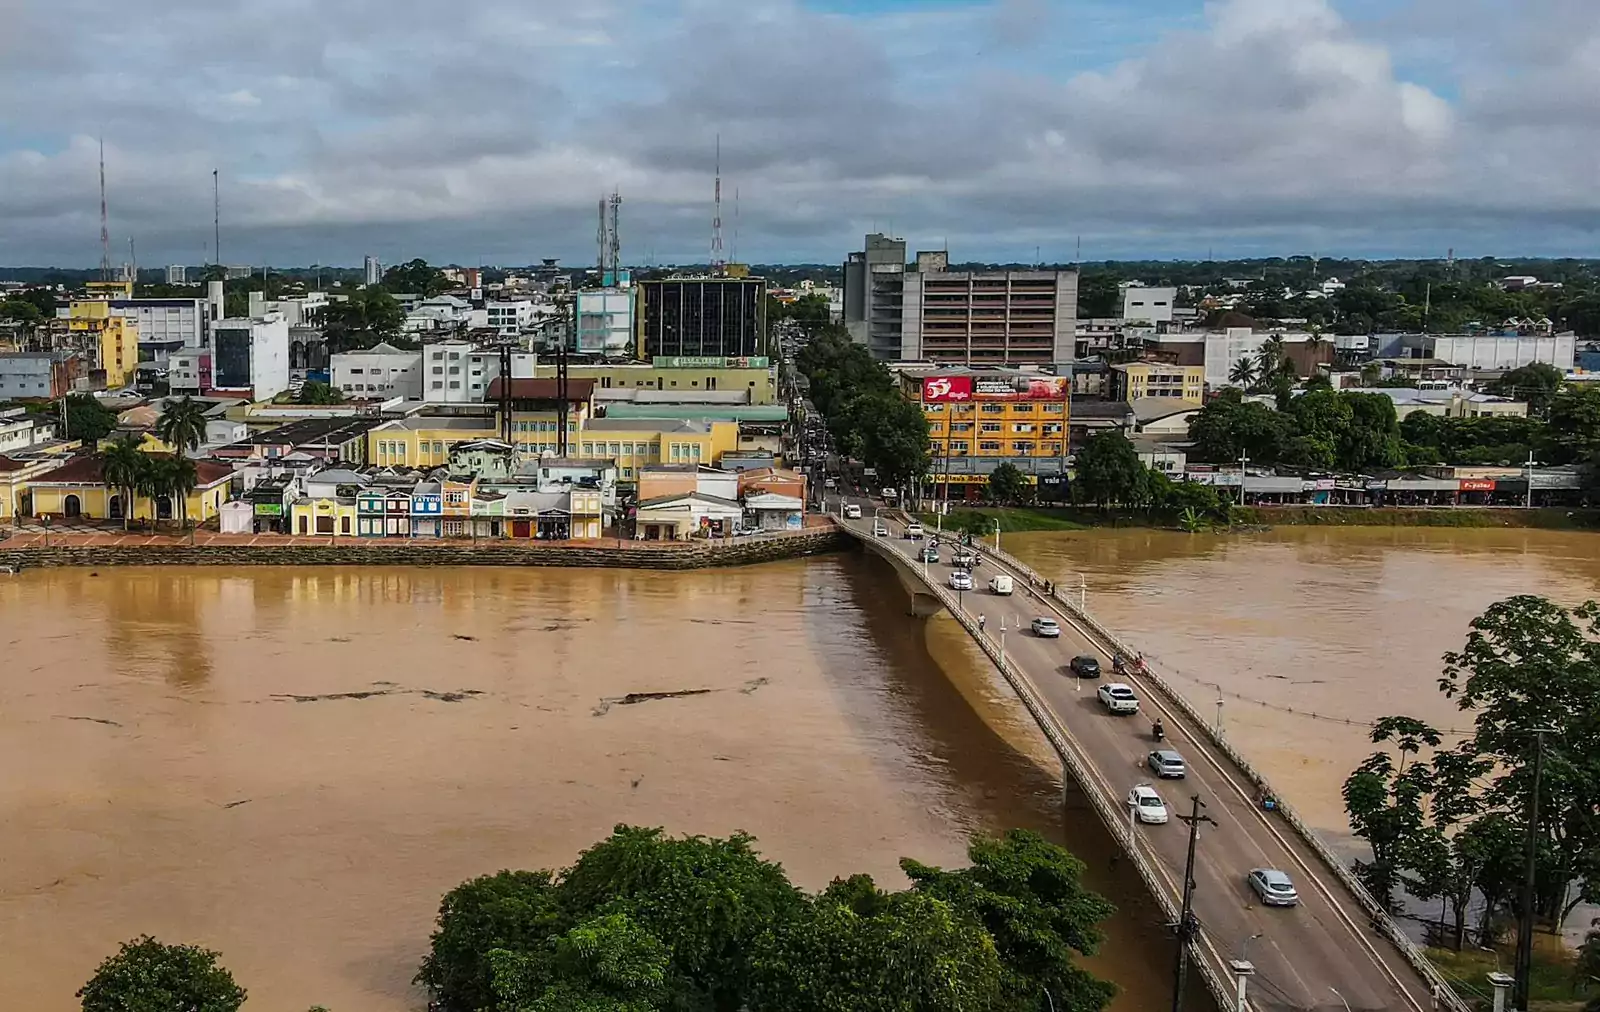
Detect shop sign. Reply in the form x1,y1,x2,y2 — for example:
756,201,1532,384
922,376,973,403
253,502,283,516
1458,479,1496,492
652,356,769,369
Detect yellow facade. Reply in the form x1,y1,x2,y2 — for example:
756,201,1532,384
289,497,359,537
1112,363,1204,403
570,489,603,539
578,422,739,482
29,476,230,522
903,376,1068,460
68,301,137,389
370,422,497,469
535,363,778,404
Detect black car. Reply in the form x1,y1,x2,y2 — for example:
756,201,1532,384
1068,655,1101,678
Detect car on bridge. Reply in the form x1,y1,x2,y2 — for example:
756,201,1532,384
1030,617,1061,638
1127,784,1168,824
873,522,889,537
952,549,980,568
920,546,940,564
988,573,1013,595
948,570,973,591
1068,654,1100,677
904,522,924,540
843,504,861,519
1146,749,1186,779
1247,868,1300,907
1097,682,1140,714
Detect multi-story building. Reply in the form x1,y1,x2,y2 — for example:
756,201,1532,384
486,299,535,337
211,313,290,401
364,256,382,286
580,418,739,484
66,300,137,389
574,289,634,355
637,276,767,359
109,298,207,365
1109,362,1204,403
330,343,422,400
168,350,210,396
533,357,777,404
1121,285,1177,326
0,351,86,400
0,408,58,454
1145,329,1333,388
165,265,187,284
247,290,329,327
902,368,1071,498
844,237,1077,366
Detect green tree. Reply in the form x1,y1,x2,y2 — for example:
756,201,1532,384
852,392,929,496
1491,363,1564,418
487,912,669,1012
100,436,146,530
1076,274,1120,318
1227,357,1258,388
903,829,1117,1011
417,870,567,1012
1071,431,1147,508
155,396,208,458
296,381,345,405
77,936,246,1012
987,461,1029,504
0,297,44,326
62,393,119,445
1547,385,1600,465
323,288,404,352
1184,388,1291,464
382,258,450,298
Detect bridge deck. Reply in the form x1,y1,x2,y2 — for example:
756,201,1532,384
839,506,1451,1012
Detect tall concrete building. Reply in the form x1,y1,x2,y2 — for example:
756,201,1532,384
364,255,382,286
843,235,1078,367
637,276,766,359
165,264,187,284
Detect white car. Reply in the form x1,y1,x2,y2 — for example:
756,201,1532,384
825,477,837,489
843,504,862,520
904,522,924,540
988,573,1014,595
1127,784,1169,824
873,523,889,537
948,570,973,591
1097,682,1140,714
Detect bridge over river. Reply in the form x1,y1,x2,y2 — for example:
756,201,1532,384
835,500,1465,1012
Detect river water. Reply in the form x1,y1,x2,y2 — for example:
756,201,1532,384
1008,526,1600,846
0,557,1174,1011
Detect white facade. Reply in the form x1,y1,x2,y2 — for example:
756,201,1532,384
1432,333,1575,371
211,314,290,401
111,299,207,360
1122,285,1176,325
364,256,381,286
248,290,329,327
165,265,186,284
169,350,206,394
1201,328,1318,387
331,342,423,400
574,290,634,355
486,300,534,336
404,295,473,334
421,342,533,404
0,409,54,454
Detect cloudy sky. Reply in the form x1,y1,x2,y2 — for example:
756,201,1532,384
1,0,1597,268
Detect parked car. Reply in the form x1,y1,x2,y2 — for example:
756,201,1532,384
1247,868,1300,907
988,573,1014,595
948,570,973,591
1097,682,1140,714
1127,784,1169,825
873,523,889,537
921,546,940,564
1068,655,1100,678
1146,750,1187,779
905,522,924,540
843,504,862,520
1031,617,1061,638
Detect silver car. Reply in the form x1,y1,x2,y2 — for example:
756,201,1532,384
1247,868,1300,907
1146,750,1186,779
1030,617,1061,638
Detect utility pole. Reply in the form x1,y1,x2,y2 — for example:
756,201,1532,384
1173,795,1216,1012
1238,452,1249,506
1513,728,1555,1012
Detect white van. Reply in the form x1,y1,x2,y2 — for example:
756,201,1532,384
988,573,1014,596
843,504,862,520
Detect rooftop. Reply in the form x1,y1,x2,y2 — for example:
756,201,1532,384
485,377,597,402
382,416,495,431
585,417,715,434
28,453,235,486
248,416,384,445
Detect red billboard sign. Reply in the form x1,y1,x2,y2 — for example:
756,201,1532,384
1458,479,1496,492
921,374,1068,403
921,376,973,402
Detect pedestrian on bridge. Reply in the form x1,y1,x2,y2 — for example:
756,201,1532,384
978,614,987,632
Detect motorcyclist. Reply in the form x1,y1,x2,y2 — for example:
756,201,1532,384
1152,719,1165,742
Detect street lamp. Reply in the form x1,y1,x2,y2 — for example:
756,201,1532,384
993,518,1001,554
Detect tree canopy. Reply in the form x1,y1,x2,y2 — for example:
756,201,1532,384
418,825,1116,1012
1071,431,1148,508
382,258,451,298
77,936,246,1012
795,329,927,493
987,461,1030,504
323,288,405,352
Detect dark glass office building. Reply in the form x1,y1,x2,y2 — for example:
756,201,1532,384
638,276,766,359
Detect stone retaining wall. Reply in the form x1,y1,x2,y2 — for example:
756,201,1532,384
0,529,851,572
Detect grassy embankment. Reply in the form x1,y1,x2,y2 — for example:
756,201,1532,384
920,505,1600,533
1426,943,1594,1010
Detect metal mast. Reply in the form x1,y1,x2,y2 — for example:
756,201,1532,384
98,137,111,282
213,169,221,269
710,135,725,274
596,196,607,276
608,191,622,280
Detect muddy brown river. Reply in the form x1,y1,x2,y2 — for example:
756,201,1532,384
2,529,1592,1009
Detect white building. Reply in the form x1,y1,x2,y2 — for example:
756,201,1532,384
419,343,536,404
485,299,535,337
404,295,473,334
1431,333,1575,371
109,298,207,363
165,265,187,284
169,349,207,395
0,408,56,454
248,290,329,328
211,313,290,401
331,342,423,400
364,256,382,286
574,290,634,355
1342,387,1529,420
1199,328,1321,387
1121,285,1176,325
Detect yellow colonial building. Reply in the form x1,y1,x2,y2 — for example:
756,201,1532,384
67,300,138,390
26,454,235,522
1109,362,1205,404
902,369,1070,461
288,496,359,537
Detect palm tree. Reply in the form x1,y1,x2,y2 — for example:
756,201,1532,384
163,455,199,532
136,453,169,528
1228,357,1258,388
100,436,145,530
155,396,207,459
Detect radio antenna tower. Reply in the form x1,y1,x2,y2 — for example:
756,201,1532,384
98,137,112,282
732,186,739,265
596,195,607,276
608,191,622,280
213,169,221,268
710,134,725,274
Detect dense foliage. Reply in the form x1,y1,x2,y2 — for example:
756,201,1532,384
383,258,451,298
322,287,405,352
418,825,1116,1012
77,936,246,1012
1186,388,1404,472
794,329,929,492
1344,596,1600,949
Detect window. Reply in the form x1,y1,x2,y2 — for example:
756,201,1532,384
1042,402,1064,413
670,444,681,461
1012,423,1035,433
951,422,973,433
433,441,444,453
432,366,443,374
981,404,1005,414
691,444,701,459
608,442,621,456
431,380,443,389
583,442,594,455
949,440,969,452
979,440,1001,451
980,422,1002,433
923,403,946,413
1012,440,1033,452
635,442,647,454
448,381,460,389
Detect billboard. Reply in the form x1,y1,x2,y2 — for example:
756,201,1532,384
1459,479,1495,492
921,375,1069,403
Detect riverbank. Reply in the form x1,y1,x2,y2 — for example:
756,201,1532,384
0,526,850,570
921,504,1600,533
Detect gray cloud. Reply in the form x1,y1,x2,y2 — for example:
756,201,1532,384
1,0,1597,267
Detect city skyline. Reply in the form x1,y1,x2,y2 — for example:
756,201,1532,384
2,0,1597,267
